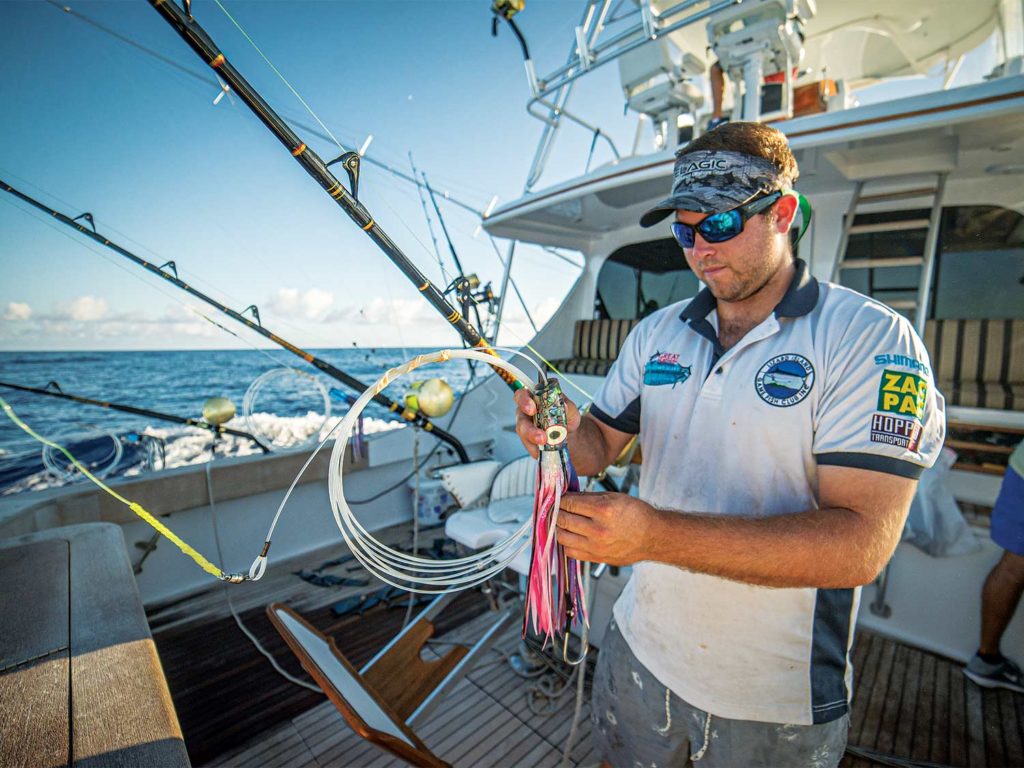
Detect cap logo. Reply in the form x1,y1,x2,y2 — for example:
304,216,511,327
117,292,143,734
680,158,729,175
640,149,790,226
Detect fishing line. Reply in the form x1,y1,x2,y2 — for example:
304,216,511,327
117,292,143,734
487,235,539,334
0,167,324,351
3,189,315,409
0,395,248,583
242,367,331,449
41,428,123,482
204,459,322,693
245,350,535,585
211,0,348,153
35,7,488,216
498,321,596,405
409,153,450,286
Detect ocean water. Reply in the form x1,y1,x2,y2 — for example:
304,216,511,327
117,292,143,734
0,348,478,495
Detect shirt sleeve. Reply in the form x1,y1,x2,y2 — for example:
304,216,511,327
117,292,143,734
590,321,648,434
813,301,945,479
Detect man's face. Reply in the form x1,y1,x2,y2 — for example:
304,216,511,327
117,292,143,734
675,197,793,304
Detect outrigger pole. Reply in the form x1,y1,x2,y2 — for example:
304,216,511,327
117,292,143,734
0,380,271,452
0,180,470,463
146,0,523,394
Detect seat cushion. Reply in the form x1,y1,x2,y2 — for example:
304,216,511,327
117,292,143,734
573,319,640,360
445,504,529,550
936,380,1024,411
925,319,1024,385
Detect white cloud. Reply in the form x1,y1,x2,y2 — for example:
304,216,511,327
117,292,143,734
267,287,335,321
326,297,437,327
66,295,109,322
3,302,31,321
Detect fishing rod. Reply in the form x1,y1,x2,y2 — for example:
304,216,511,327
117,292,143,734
0,180,470,463
423,173,496,342
42,0,485,220
0,380,270,452
147,0,523,394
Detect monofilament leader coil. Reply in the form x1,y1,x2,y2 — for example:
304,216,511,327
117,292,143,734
326,349,536,594
243,367,331,448
42,429,123,482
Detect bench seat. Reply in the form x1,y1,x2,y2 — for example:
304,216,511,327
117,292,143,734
924,319,1024,412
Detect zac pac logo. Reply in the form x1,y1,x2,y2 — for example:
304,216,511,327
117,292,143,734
877,369,927,420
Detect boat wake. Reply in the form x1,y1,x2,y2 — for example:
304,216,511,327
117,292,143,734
0,411,404,496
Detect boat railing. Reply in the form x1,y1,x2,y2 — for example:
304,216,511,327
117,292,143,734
516,0,816,190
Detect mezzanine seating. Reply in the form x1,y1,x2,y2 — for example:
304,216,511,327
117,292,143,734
924,319,1024,412
547,319,640,377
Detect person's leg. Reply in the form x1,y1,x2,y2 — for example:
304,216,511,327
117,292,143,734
979,550,1024,654
689,712,849,768
590,619,693,767
966,458,1024,692
710,61,725,119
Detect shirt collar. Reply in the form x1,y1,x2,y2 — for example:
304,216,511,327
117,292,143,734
678,258,819,324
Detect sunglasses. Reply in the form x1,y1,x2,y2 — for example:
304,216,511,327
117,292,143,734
670,190,784,249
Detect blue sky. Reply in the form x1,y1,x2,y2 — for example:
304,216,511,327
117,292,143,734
0,0,635,351
0,1,999,352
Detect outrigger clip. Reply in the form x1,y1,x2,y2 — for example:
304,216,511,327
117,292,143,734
326,151,361,201
72,212,97,233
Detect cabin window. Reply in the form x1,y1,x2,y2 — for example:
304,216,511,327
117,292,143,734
840,206,1024,320
596,239,699,320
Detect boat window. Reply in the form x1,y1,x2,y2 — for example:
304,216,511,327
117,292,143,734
840,206,1024,320
931,206,1024,320
597,238,699,320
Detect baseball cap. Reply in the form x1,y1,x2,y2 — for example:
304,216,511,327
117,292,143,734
640,149,786,228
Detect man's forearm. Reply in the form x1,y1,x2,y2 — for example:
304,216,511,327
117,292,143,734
643,504,902,589
566,414,616,478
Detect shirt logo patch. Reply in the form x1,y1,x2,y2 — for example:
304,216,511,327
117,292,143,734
874,353,930,377
755,354,814,407
643,351,691,388
877,369,927,421
870,414,922,452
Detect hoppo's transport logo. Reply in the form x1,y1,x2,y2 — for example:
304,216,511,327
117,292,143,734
755,354,815,407
869,414,922,452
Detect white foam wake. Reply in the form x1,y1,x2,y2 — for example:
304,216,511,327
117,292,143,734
0,412,405,496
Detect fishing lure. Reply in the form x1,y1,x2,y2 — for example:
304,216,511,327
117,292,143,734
524,378,589,648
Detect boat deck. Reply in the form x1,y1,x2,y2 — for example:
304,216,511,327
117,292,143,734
147,526,488,766
203,608,1024,768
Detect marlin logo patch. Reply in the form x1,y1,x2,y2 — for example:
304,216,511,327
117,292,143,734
643,351,691,388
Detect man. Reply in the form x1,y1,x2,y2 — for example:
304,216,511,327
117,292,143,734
964,440,1024,692
514,122,945,767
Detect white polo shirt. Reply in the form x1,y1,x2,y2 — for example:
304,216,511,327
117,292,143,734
590,260,945,726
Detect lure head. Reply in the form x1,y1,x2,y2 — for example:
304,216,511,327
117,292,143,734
533,378,567,449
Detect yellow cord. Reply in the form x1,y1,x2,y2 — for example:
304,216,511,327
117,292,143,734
1,396,233,581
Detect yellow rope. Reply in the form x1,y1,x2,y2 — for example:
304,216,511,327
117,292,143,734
1,396,231,581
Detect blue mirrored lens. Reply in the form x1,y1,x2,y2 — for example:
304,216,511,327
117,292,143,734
671,222,695,248
697,209,743,242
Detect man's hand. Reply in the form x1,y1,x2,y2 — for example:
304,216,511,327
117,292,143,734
513,387,581,459
556,492,658,565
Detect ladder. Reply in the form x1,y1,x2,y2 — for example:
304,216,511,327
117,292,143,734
830,173,948,337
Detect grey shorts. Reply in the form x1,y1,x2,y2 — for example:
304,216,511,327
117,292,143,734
590,620,849,768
